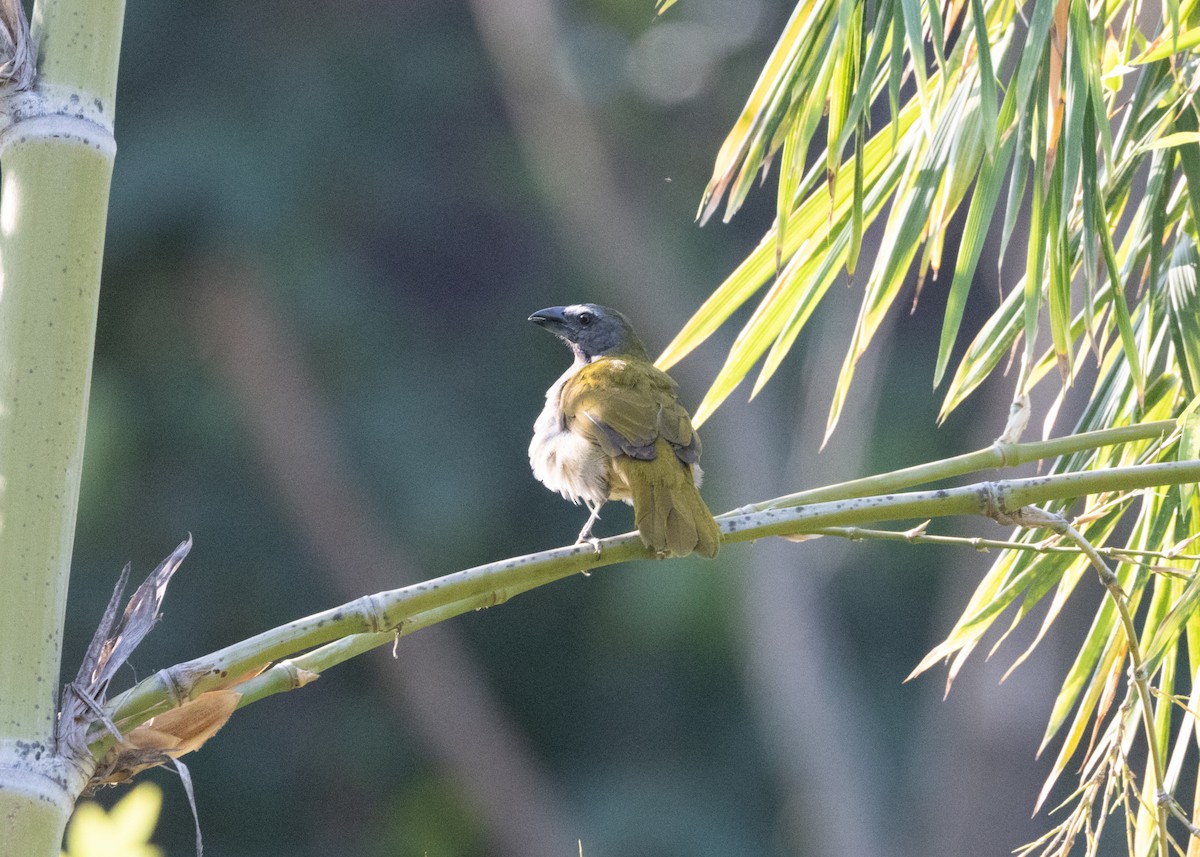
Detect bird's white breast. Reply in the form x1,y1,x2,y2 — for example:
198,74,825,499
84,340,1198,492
529,365,610,506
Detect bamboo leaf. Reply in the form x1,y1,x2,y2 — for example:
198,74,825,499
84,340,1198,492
1048,156,1073,383
1166,0,1182,57
661,96,922,385
968,0,998,155
1023,153,1046,383
940,280,1023,418
1167,235,1200,400
898,0,932,130
825,0,856,204
1175,103,1200,242
828,84,981,436
999,102,1031,264
1141,564,1200,675
849,123,865,273
1133,24,1200,64
1080,100,1100,346
934,96,1017,386
838,0,898,154
889,0,904,143
909,548,1032,682
1039,592,1121,753
997,551,1090,674
1095,181,1146,407
926,0,947,71
697,139,912,422
698,0,836,224
1136,131,1200,151
754,227,855,396
1012,0,1059,113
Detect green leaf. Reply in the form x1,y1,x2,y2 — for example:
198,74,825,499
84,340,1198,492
940,280,1024,418
897,0,932,131
662,95,922,397
934,93,1017,386
1095,178,1146,407
825,0,857,203
1132,24,1200,64
1167,235,1200,400
753,232,853,397
694,130,912,422
1141,563,1200,676
1175,102,1200,243
925,0,947,71
1012,0,1058,113
888,0,904,144
909,547,1032,684
1136,131,1200,152
1037,605,1122,799
1023,151,1046,384
697,0,837,224
849,121,864,274
838,0,898,155
1047,156,1073,383
969,0,998,155
999,102,1031,263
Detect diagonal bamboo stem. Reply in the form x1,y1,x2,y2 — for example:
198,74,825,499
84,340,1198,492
92,458,1200,766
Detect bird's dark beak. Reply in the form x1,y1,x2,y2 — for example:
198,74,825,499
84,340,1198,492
528,306,568,327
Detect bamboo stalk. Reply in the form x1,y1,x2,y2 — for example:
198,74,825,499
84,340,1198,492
0,0,125,852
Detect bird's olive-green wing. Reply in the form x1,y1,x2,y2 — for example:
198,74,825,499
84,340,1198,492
562,358,701,463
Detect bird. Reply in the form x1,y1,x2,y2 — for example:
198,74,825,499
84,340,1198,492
528,303,720,558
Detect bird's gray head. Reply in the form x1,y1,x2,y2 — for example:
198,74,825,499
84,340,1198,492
528,303,648,362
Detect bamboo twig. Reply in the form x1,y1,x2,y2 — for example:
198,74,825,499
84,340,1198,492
815,524,1200,564
991,505,1175,857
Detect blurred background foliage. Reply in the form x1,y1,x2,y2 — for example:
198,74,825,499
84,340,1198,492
66,0,1087,854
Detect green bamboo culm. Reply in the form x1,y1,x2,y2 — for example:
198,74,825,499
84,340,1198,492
0,0,125,853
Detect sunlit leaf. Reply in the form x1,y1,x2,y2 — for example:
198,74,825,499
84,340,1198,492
1136,131,1200,152
1167,235,1200,399
968,0,998,155
1132,24,1200,64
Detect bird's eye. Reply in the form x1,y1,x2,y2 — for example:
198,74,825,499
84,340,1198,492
578,312,593,326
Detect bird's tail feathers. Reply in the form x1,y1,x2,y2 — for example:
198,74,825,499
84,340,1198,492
616,445,720,559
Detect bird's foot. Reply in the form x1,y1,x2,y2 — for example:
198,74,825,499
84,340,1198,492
574,533,603,556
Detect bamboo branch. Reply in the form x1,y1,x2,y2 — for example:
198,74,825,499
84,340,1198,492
739,420,1176,512
91,458,1200,766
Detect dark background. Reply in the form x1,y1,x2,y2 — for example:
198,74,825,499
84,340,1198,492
66,0,1100,854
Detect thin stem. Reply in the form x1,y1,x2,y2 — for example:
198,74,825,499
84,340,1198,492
815,524,1200,564
1052,521,1170,857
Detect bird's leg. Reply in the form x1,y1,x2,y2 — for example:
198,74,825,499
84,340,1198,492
577,502,604,555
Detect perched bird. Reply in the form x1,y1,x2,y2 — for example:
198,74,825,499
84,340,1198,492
528,303,720,558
